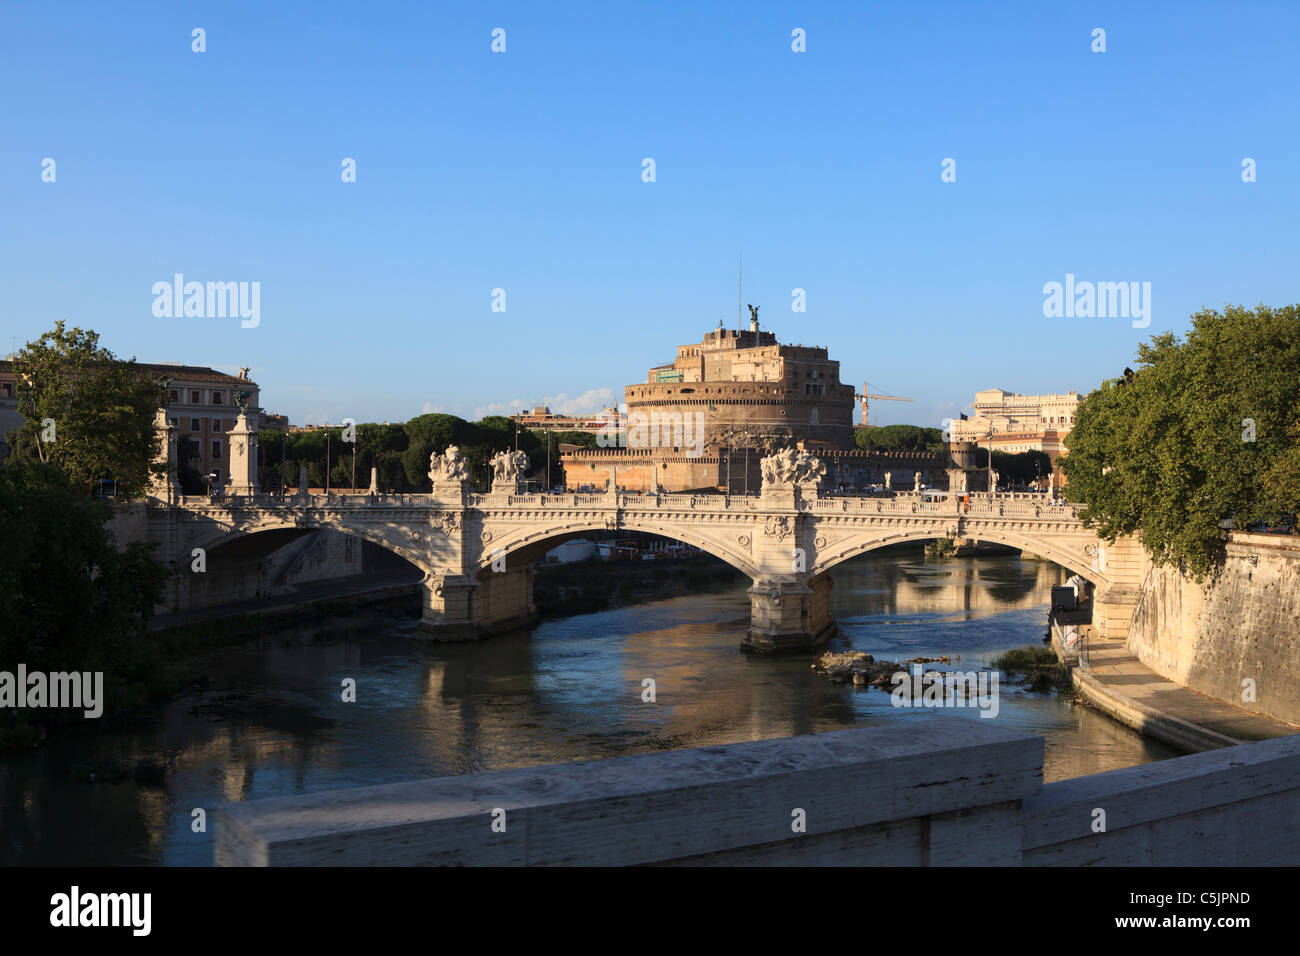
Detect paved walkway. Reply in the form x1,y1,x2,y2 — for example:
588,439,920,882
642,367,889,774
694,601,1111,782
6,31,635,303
149,569,422,631
1078,639,1298,750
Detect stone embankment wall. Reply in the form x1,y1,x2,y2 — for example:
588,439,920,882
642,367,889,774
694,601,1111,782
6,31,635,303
1127,532,1300,726
214,720,1300,866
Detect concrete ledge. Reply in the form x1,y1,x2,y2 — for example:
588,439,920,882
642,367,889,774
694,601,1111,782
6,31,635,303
1071,667,1241,753
215,720,1042,866
1023,733,1300,865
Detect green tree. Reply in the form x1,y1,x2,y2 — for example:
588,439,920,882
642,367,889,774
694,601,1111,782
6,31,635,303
0,461,169,742
1060,304,1300,576
971,448,1052,486
404,413,474,451
854,424,945,453
7,322,165,497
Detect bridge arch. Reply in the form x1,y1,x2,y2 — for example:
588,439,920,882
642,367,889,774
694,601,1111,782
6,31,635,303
184,517,432,575
475,517,759,579
810,527,1108,589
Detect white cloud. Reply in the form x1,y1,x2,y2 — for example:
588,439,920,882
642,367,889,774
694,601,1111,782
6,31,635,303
420,401,465,415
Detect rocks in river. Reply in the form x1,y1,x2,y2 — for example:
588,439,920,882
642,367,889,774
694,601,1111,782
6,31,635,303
815,651,899,688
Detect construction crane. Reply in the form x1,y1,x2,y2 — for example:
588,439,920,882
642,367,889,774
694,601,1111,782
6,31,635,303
855,382,915,428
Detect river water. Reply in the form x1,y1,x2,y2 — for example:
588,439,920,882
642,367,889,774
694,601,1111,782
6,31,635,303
0,546,1178,865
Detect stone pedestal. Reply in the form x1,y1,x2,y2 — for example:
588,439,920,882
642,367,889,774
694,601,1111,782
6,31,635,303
148,407,181,503
760,485,797,510
227,411,259,496
743,573,836,653
430,480,468,506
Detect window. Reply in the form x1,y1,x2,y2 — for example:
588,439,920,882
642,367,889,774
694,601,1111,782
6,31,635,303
212,391,222,404
212,441,222,458
191,419,201,432
169,389,179,402
191,391,201,404
169,417,178,427
213,418,222,432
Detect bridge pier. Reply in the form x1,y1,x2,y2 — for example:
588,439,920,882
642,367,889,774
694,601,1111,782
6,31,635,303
743,572,836,653
1092,585,1142,641
417,566,537,641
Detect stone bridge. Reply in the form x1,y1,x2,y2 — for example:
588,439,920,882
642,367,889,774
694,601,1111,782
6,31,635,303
136,460,1146,652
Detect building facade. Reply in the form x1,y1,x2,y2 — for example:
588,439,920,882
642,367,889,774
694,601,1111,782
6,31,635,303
513,405,622,434
156,365,262,485
948,388,1082,458
0,360,262,486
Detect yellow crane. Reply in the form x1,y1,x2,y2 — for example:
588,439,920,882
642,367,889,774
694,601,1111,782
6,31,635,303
855,382,915,428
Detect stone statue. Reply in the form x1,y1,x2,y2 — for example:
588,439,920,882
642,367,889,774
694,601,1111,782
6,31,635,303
913,471,922,492
760,447,825,488
490,449,529,484
747,304,760,324
792,450,825,485
234,388,251,414
429,445,470,483
884,471,892,490
991,470,1000,493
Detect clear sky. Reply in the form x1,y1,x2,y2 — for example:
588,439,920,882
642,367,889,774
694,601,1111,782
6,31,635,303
3,1,1297,428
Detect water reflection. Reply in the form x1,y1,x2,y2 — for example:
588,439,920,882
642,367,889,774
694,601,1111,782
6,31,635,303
0,545,1178,866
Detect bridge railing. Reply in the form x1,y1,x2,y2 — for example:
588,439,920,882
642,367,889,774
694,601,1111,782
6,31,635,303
798,491,1081,521
169,488,1083,521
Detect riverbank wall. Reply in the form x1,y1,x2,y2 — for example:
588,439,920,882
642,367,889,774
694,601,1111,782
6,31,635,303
1126,532,1300,726
214,720,1300,866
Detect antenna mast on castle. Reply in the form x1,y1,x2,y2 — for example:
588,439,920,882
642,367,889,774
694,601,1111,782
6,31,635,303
737,255,742,334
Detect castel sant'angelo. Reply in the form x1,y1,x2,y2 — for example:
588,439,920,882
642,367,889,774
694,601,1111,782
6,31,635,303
562,309,954,493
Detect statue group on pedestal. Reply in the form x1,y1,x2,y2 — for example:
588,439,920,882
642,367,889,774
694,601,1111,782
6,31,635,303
760,447,826,487
427,446,529,487
490,450,529,485
428,446,470,483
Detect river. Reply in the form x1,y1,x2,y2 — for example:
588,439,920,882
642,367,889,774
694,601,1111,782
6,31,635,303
0,546,1178,865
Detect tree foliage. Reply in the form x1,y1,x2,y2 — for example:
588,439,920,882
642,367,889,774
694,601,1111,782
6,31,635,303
1060,304,1300,576
854,424,946,453
7,322,165,497
0,461,169,741
259,413,572,492
971,448,1053,486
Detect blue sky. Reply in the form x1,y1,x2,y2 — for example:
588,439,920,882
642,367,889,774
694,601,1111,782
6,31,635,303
3,1,1297,428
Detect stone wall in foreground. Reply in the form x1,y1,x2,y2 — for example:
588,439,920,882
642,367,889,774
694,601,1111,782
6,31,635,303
1127,532,1300,726
214,720,1300,866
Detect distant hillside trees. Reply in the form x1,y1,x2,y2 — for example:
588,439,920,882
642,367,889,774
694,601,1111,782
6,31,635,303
854,425,946,453
263,413,588,492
